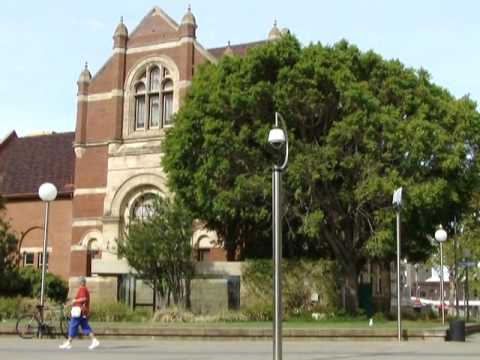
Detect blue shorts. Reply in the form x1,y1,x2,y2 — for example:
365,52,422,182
68,316,92,337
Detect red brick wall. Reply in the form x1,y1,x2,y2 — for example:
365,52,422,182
206,248,227,261
73,147,108,188
73,195,105,218
5,198,73,280
85,102,118,142
70,250,88,277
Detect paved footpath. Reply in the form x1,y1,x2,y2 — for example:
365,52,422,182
1,337,480,360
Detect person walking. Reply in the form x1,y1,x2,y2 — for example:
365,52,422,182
59,277,100,350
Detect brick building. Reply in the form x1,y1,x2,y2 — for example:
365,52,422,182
0,7,281,302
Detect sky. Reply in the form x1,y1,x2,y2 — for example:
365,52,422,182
0,0,479,137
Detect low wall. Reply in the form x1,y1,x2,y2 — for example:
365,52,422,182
190,278,229,315
194,262,242,276
68,276,117,303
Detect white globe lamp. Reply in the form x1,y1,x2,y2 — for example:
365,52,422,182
38,183,57,202
435,227,447,243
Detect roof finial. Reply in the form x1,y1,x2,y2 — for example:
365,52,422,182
223,41,234,57
113,16,128,38
181,4,196,27
79,61,92,83
268,20,282,40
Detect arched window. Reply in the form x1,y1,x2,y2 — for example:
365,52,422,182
134,82,146,130
86,238,101,277
130,194,156,222
162,80,174,126
133,64,174,132
149,67,160,128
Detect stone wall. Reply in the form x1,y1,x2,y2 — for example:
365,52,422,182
68,276,117,304
190,278,229,315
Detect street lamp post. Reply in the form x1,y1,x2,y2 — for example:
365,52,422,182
268,112,289,360
434,226,448,325
466,260,470,323
463,249,472,323
392,187,403,342
38,183,57,325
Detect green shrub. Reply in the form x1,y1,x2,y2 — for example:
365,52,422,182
89,302,151,322
0,268,68,303
242,302,273,321
152,306,195,322
372,312,388,322
419,306,438,320
150,307,249,323
215,310,248,322
0,297,22,319
17,267,68,303
0,297,40,320
0,270,30,297
241,259,339,320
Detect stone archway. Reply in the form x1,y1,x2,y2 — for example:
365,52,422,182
105,173,168,218
86,238,101,277
77,229,103,276
192,228,218,262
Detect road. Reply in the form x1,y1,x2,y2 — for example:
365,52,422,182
1,337,480,360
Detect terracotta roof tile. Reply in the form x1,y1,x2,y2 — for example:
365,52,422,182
208,40,269,59
0,132,75,198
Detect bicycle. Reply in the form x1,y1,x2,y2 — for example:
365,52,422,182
16,304,70,339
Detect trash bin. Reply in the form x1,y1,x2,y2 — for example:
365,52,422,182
449,319,465,341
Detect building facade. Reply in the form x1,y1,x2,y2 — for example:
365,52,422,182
0,7,282,301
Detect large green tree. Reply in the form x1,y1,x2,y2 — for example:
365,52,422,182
118,196,194,307
0,195,22,295
163,35,480,312
0,196,18,275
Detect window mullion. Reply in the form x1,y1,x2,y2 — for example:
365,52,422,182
145,68,150,131
160,88,165,128
145,93,149,131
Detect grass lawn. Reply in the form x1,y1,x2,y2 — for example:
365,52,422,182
0,318,454,330
85,319,448,330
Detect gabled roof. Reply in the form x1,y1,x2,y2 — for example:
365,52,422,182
0,132,75,199
128,7,180,47
130,6,180,35
208,40,270,59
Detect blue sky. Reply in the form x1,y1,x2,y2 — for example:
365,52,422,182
0,0,479,137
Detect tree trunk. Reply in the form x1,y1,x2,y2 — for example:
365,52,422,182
344,268,359,314
226,241,237,261
225,225,238,261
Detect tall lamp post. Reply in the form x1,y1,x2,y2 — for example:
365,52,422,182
462,249,472,323
392,187,403,342
38,183,57,323
434,226,448,325
268,112,288,360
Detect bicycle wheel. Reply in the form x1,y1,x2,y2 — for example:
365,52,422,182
16,315,39,339
59,315,70,338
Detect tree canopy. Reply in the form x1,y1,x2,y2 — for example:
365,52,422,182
162,35,480,311
0,196,18,275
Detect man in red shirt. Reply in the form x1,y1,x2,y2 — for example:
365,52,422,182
59,277,100,350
